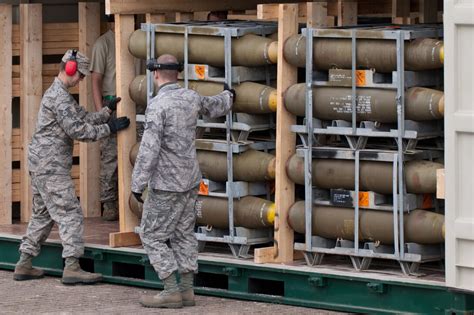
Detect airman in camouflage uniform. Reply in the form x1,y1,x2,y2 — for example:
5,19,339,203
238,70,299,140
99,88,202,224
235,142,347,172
131,54,234,308
90,16,119,221
14,49,130,285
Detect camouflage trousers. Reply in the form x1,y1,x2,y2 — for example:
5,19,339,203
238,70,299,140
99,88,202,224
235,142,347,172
139,187,199,280
19,173,84,258
100,133,118,203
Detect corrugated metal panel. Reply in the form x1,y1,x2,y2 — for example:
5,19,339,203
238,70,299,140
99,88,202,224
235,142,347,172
445,0,474,292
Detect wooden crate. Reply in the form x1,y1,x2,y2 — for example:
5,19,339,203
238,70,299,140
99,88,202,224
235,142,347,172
0,3,104,225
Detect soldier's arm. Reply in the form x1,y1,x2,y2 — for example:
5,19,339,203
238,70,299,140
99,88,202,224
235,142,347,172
56,99,111,142
91,72,104,112
131,108,164,193
75,104,111,125
90,39,107,111
198,91,233,118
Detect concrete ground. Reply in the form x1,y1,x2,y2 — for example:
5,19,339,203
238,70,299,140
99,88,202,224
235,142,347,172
0,270,346,314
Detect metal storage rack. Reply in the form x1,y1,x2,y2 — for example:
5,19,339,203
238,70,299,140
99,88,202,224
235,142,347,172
142,21,277,258
293,25,444,275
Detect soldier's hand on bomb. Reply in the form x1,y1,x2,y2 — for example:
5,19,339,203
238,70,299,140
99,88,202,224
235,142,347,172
108,116,130,133
132,191,144,203
223,83,236,103
103,96,121,111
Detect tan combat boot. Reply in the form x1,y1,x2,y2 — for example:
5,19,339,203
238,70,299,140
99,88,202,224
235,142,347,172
140,273,183,308
62,257,103,285
179,272,196,307
13,253,44,281
102,200,118,221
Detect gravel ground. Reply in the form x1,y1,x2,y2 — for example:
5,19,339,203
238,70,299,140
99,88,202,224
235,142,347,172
0,270,347,315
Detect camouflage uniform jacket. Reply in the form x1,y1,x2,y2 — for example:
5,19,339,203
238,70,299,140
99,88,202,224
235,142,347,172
132,82,232,193
28,77,111,175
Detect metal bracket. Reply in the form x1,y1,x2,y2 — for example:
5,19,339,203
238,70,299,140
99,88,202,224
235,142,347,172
350,256,372,271
229,244,252,259
139,257,150,265
367,282,386,294
303,251,325,266
222,267,241,277
308,276,327,288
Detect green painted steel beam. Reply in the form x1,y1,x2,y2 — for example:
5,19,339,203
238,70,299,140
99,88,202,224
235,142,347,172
0,235,473,314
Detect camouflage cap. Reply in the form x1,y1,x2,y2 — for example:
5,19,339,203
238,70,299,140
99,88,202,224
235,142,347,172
61,49,91,76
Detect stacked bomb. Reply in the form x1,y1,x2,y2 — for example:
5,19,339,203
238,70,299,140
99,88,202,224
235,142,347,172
282,27,445,247
127,23,280,232
282,34,445,123
128,27,280,116
286,155,445,244
129,143,276,229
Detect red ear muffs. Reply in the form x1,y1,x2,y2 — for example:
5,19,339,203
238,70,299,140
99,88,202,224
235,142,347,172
65,50,78,76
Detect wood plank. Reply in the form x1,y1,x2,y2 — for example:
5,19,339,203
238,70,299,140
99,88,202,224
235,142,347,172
73,141,79,157
392,0,410,24
266,3,298,264
12,149,20,162
227,14,258,20
257,3,308,20
12,129,20,147
13,41,79,51
255,247,305,264
79,2,101,218
20,3,42,223
13,33,79,44
13,64,60,78
337,0,358,26
12,23,78,43
43,22,79,30
12,187,19,203
12,78,79,97
12,22,79,34
193,11,210,21
109,231,141,247
115,14,138,235
257,0,414,21
307,1,329,28
12,128,20,161
12,22,79,57
437,168,445,200
254,246,276,264
419,0,437,23
357,0,392,15
175,12,193,22
146,13,166,23
106,0,310,15
13,47,80,57
0,4,12,225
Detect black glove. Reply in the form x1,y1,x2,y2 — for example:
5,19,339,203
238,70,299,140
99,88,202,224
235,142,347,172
108,116,130,133
223,83,236,103
103,96,121,111
132,191,144,203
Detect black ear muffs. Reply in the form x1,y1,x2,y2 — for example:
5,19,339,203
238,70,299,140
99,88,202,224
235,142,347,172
146,59,184,72
65,50,78,76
